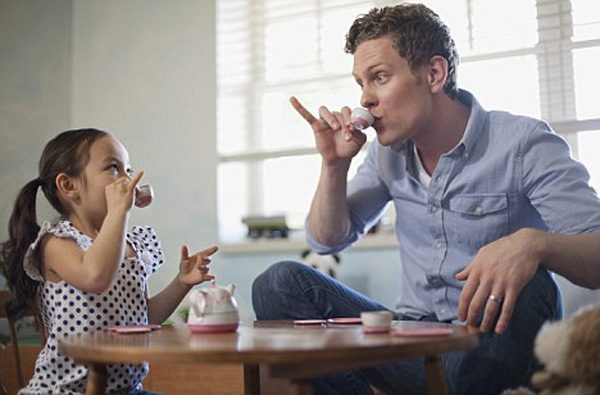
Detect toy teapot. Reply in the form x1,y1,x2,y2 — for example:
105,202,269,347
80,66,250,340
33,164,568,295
187,282,240,333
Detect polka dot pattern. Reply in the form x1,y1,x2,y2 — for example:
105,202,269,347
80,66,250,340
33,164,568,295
20,219,165,394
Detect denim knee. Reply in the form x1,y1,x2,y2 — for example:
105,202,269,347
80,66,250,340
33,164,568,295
252,260,307,294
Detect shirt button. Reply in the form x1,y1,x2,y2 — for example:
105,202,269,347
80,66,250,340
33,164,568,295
435,175,441,182
474,206,483,214
435,242,445,249
430,205,438,213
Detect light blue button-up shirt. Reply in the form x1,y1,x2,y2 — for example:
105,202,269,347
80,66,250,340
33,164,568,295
307,90,600,321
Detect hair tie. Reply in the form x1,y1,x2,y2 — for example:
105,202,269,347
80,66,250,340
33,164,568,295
34,177,45,187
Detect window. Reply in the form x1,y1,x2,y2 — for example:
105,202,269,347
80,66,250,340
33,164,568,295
217,0,600,243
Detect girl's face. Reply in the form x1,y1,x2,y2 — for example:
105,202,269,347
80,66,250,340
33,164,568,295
352,36,433,149
76,136,132,229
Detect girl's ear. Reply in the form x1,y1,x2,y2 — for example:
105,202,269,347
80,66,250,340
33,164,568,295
55,173,80,201
427,55,448,94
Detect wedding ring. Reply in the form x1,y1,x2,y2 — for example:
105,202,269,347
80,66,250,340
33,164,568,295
488,294,502,303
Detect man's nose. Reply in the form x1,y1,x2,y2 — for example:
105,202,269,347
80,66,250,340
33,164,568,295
360,87,376,110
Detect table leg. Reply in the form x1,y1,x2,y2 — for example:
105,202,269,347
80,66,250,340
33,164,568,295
244,363,260,395
424,355,448,395
85,363,107,395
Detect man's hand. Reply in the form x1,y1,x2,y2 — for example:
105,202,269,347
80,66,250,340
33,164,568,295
290,96,367,166
455,228,544,334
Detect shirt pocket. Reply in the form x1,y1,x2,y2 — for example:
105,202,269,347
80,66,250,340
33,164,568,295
446,194,509,251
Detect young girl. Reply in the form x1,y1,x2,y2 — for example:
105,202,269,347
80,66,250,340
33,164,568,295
0,128,218,394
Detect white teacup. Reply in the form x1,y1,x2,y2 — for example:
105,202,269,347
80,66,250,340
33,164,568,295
361,310,393,333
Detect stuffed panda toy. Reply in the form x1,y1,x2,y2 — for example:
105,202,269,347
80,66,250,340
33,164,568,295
301,249,341,278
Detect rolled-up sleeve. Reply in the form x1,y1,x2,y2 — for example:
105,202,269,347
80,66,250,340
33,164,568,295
521,122,600,234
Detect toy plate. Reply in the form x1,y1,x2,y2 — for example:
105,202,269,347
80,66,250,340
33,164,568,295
293,319,326,325
327,317,362,325
109,324,161,334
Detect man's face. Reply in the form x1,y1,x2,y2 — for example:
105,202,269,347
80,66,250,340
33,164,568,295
352,36,432,148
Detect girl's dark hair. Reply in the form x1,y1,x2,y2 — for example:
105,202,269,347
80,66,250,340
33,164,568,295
345,3,459,99
0,128,109,319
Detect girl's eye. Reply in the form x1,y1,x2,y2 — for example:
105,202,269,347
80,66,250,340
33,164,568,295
107,164,119,173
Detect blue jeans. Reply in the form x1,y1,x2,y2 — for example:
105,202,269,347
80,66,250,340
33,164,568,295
252,261,562,395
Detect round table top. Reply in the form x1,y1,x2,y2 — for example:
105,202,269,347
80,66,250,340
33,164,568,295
58,320,480,367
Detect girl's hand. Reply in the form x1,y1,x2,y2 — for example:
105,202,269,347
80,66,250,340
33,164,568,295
179,245,218,285
105,171,144,213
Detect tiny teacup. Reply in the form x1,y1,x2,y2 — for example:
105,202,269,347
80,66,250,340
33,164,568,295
135,184,154,208
361,310,394,334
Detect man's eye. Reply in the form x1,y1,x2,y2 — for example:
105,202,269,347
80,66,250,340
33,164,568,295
376,74,387,83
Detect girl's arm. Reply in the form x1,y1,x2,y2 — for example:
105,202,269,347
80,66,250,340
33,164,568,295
147,245,217,324
43,173,143,293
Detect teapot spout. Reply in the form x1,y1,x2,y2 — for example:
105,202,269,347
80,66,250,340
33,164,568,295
225,283,235,294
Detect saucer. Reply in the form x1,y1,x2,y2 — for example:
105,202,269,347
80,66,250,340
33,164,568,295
327,317,362,325
187,322,239,334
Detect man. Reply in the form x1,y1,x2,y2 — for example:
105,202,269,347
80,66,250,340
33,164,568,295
252,4,600,394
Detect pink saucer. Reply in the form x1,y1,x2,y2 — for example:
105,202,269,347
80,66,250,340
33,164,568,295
294,319,326,325
187,322,239,334
327,317,362,325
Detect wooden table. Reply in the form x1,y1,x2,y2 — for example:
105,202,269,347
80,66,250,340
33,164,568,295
58,321,480,395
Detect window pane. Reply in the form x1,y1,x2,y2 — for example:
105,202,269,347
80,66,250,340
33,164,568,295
574,47,600,119
321,5,365,74
572,0,600,41
261,77,360,151
217,0,252,89
262,155,320,229
265,16,319,84
577,130,600,193
217,92,249,155
218,162,249,242
460,55,540,117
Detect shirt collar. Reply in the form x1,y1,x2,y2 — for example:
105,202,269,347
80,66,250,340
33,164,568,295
389,89,486,157
455,89,487,156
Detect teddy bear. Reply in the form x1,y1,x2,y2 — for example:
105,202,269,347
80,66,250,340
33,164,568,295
502,302,600,395
300,249,341,278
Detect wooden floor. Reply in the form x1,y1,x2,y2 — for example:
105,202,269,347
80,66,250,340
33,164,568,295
0,344,244,395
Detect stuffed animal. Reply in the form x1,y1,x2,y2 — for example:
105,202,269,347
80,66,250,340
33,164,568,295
301,249,341,278
501,302,600,395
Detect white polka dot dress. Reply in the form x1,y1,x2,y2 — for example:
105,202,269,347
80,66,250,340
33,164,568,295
19,219,164,395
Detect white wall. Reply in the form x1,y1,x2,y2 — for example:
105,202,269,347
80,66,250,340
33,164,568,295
69,1,217,296
0,0,73,243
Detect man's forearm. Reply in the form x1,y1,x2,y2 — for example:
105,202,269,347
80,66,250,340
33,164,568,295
307,162,352,246
534,230,600,289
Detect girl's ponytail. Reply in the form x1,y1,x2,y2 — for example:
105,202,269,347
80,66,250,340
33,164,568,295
0,178,43,319
1,128,108,320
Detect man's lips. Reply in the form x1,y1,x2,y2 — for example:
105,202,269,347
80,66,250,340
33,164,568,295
372,118,382,129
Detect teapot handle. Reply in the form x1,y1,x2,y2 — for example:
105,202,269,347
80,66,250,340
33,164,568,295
190,291,207,319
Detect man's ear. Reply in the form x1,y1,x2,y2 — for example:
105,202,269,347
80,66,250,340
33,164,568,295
427,55,448,94
55,173,80,201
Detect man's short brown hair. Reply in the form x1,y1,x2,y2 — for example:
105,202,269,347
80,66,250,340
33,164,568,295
345,3,459,99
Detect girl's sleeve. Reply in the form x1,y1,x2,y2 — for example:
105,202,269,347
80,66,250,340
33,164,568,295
134,226,166,275
23,220,89,281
